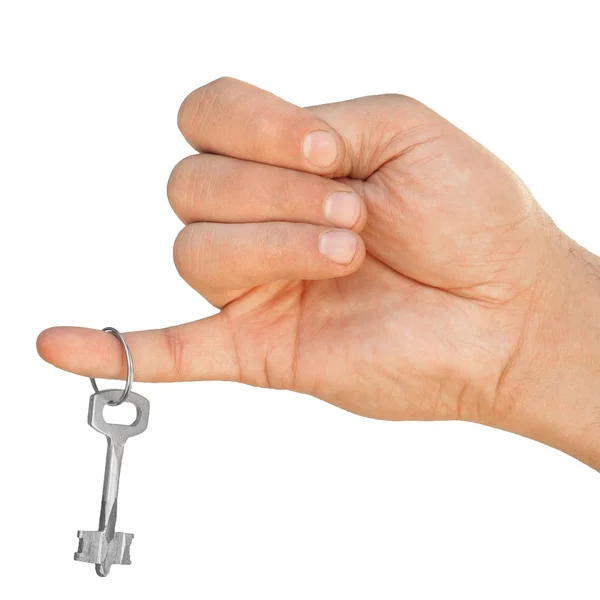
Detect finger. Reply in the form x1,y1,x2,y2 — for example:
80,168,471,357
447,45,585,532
167,153,367,232
36,318,240,383
178,77,446,181
177,76,350,177
173,221,365,292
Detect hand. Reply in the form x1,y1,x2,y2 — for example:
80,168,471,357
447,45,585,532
37,77,600,468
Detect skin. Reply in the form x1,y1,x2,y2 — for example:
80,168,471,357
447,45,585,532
37,77,600,469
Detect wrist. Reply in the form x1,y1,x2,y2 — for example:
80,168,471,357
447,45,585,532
494,229,600,469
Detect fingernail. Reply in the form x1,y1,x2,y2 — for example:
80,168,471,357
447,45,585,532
323,191,361,228
318,231,357,265
302,130,338,168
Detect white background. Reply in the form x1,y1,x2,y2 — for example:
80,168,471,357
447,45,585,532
1,1,599,598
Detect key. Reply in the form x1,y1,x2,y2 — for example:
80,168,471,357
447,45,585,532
74,388,150,577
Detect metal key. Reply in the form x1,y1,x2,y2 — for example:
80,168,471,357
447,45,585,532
75,388,150,576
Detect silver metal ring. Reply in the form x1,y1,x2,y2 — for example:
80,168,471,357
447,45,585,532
90,327,133,406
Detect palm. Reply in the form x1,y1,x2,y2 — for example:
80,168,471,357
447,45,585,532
221,147,534,422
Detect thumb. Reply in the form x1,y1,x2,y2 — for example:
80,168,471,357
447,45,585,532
36,315,239,383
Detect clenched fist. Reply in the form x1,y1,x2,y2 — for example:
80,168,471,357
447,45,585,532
37,77,600,468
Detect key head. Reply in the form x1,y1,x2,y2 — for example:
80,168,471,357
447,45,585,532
88,390,150,443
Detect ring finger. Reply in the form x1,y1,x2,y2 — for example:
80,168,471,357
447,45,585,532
173,221,366,303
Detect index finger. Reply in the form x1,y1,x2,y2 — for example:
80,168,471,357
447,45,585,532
177,76,350,177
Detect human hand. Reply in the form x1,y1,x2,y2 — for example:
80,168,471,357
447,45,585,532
37,77,600,467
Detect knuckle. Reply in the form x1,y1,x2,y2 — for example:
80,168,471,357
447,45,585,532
161,326,187,381
168,154,221,223
250,108,274,152
177,76,240,135
167,155,196,216
379,92,420,107
264,226,291,266
270,173,294,214
376,93,439,125
211,75,240,88
172,226,195,275
173,224,217,284
176,92,195,134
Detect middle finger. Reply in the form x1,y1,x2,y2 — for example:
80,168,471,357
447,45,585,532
167,153,367,232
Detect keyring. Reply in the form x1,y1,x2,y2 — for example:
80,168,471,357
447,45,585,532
90,327,133,406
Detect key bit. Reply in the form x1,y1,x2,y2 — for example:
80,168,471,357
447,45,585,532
75,531,133,576
75,389,150,577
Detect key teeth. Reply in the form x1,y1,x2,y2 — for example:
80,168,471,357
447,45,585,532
122,534,134,564
74,530,99,564
74,530,135,570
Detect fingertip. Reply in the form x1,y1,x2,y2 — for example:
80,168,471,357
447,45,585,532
323,190,367,232
36,325,81,358
302,130,338,168
36,327,55,363
35,326,116,377
342,230,366,274
354,195,369,234
318,229,366,272
301,128,347,176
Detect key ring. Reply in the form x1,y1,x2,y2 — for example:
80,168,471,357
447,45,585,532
90,327,133,406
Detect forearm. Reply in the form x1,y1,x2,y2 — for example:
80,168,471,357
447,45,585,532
495,230,600,469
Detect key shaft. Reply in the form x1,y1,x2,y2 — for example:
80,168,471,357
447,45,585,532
100,438,125,539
